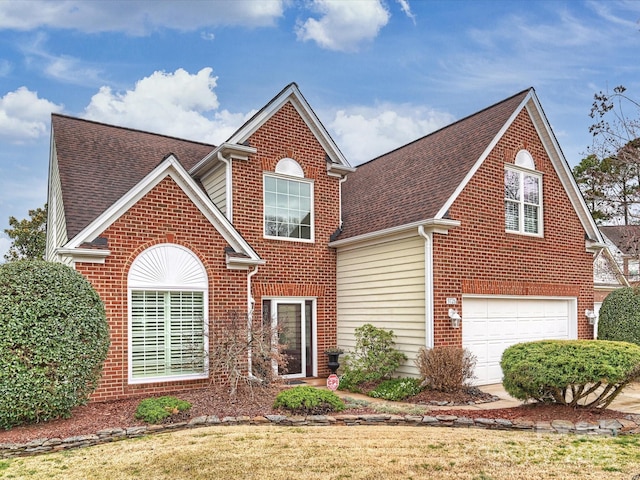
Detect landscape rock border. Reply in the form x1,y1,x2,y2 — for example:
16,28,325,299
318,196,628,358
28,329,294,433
2,412,640,459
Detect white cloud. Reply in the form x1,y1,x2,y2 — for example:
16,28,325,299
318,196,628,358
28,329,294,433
0,87,64,142
19,33,107,87
296,0,390,52
0,1,285,35
83,68,253,144
328,103,455,165
396,0,416,23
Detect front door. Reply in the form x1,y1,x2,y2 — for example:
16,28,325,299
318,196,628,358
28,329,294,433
265,299,314,378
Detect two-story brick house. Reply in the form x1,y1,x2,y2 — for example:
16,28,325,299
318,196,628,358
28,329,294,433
46,84,602,399
46,84,353,401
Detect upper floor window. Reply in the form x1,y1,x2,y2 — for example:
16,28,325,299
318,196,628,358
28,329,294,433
264,158,314,242
505,150,542,235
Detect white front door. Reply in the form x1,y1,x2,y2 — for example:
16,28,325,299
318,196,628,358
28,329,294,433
462,296,576,385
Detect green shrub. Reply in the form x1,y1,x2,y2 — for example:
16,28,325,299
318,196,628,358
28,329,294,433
273,386,345,415
368,378,422,401
339,324,407,392
0,260,110,429
415,346,476,393
598,287,640,346
134,396,192,423
501,340,640,409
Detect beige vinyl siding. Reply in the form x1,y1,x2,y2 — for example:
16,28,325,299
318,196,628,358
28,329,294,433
337,235,425,377
45,148,69,262
201,165,227,215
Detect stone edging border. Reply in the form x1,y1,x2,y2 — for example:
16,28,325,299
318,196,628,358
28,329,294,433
2,412,640,459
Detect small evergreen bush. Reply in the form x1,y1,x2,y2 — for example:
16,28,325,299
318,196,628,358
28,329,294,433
368,378,422,401
134,396,192,423
0,260,110,429
501,340,640,409
273,386,345,415
339,324,407,393
598,287,640,346
415,346,477,393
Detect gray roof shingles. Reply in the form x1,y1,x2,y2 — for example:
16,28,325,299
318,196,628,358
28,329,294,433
339,89,530,240
52,114,215,240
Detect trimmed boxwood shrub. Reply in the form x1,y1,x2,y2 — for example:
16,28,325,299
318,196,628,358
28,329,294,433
135,396,192,424
0,260,110,428
273,386,345,415
598,287,640,346
501,340,640,409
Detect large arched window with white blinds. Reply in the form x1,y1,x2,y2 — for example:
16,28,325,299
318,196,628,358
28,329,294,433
128,244,209,383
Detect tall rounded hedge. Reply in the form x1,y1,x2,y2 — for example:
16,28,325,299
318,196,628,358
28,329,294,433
598,287,640,346
0,261,110,428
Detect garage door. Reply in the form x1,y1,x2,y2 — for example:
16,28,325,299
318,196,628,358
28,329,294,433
462,296,576,385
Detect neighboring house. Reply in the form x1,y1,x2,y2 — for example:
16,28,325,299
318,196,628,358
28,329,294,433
599,225,640,284
592,244,629,336
331,88,604,385
46,84,603,399
46,84,354,401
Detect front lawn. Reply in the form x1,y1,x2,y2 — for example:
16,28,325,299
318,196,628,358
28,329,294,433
2,425,639,479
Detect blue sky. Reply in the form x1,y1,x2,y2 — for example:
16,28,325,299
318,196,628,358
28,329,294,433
0,0,639,259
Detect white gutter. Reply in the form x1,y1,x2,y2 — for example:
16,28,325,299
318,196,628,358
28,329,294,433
418,226,434,349
329,218,460,248
56,247,111,265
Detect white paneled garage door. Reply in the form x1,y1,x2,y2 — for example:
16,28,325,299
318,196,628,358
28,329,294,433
462,296,576,385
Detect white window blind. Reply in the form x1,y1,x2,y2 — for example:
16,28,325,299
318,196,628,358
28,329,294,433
131,290,204,378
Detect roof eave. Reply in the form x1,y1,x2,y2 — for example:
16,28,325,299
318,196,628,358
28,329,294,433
329,218,461,248
189,142,257,178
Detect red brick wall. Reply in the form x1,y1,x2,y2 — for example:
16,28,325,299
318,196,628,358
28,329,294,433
76,177,248,401
432,109,595,345
231,102,341,376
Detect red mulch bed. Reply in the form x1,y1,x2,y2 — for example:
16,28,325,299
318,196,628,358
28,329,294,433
0,385,628,445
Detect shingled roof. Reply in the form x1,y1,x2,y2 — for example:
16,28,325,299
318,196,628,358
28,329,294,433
339,89,530,240
52,114,215,240
600,225,640,256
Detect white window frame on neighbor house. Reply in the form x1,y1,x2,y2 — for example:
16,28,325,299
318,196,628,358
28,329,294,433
127,243,209,384
504,149,543,236
263,158,314,243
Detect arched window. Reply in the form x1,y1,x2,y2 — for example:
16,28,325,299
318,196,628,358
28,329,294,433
505,149,543,236
275,157,304,178
264,158,314,242
128,244,208,383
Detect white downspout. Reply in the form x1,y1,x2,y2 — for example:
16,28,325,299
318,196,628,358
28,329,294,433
217,151,233,222
339,175,348,228
418,226,434,348
246,265,259,376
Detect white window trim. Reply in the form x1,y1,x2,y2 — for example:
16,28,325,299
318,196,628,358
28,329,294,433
505,164,543,237
128,244,209,385
263,171,315,243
